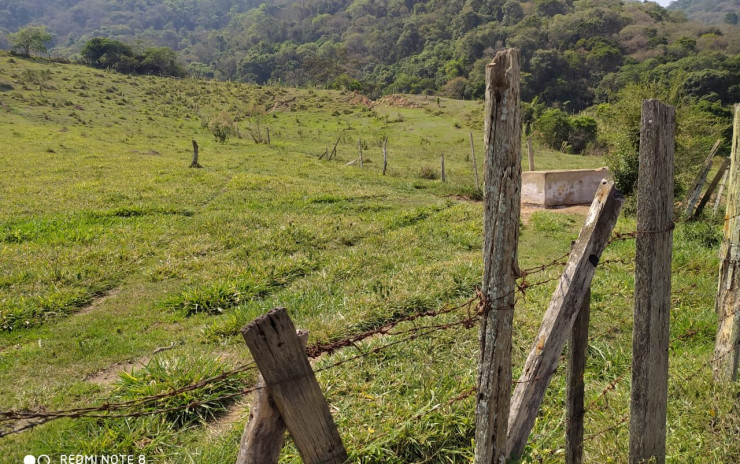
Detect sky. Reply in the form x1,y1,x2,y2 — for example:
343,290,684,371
652,0,675,7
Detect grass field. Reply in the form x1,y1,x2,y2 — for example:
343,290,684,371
0,53,737,463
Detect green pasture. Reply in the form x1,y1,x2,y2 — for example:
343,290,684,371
0,54,736,463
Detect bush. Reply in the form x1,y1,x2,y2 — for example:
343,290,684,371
534,108,571,150
418,166,439,180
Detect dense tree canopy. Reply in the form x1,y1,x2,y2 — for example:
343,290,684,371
1,0,739,111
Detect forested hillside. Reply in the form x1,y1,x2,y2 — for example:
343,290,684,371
669,0,740,25
1,0,739,110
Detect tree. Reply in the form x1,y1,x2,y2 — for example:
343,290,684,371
8,26,52,57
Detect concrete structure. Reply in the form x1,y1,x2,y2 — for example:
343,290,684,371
522,167,611,207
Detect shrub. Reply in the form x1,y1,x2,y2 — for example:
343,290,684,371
418,166,439,180
533,108,571,150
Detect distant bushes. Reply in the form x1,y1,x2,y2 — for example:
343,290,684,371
80,38,186,78
532,108,598,154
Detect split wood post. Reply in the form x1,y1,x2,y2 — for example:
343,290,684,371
714,169,730,216
470,131,480,191
713,104,740,382
382,137,388,175
329,136,340,160
440,153,446,182
629,99,675,464
527,137,535,171
190,139,202,168
507,180,624,458
236,330,309,464
684,139,721,217
241,308,347,464
566,289,590,464
358,139,363,169
474,48,521,464
693,157,730,219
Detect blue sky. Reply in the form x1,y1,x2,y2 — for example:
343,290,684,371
653,0,674,7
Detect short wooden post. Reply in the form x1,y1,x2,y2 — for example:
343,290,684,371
713,104,740,382
684,139,721,217
566,290,590,464
470,131,480,191
527,137,535,171
714,169,729,216
266,127,271,145
475,48,521,464
241,308,347,464
329,137,340,161
629,99,675,464
693,157,730,219
358,139,363,169
440,153,446,182
236,330,309,464
190,139,202,168
507,180,623,458
382,137,388,175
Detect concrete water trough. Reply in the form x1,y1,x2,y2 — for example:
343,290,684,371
521,167,610,207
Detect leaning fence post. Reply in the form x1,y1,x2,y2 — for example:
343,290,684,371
507,180,623,458
629,99,675,464
713,103,740,382
474,48,521,464
566,289,590,464
693,157,730,219
440,153,446,182
190,139,202,168
241,308,347,464
684,139,721,218
236,330,309,464
382,137,388,175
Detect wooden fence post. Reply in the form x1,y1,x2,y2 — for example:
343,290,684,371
470,131,480,191
714,169,729,216
629,99,675,464
358,138,363,169
527,137,535,171
440,153,446,182
241,308,347,464
713,104,740,382
684,139,721,217
236,330,309,464
507,180,624,458
382,137,388,175
190,139,202,168
566,289,590,464
693,157,730,219
474,48,521,464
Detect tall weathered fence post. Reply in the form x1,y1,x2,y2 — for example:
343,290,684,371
566,290,590,464
629,99,675,464
241,308,347,464
474,48,521,464
236,330,309,464
713,104,740,382
507,180,624,458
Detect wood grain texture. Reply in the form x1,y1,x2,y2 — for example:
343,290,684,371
474,48,521,464
236,330,309,464
507,180,623,458
714,104,740,382
241,308,347,464
629,99,675,464
566,290,590,464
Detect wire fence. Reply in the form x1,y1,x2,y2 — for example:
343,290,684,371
1,224,737,460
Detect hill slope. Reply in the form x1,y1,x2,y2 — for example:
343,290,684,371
1,0,740,111
669,0,740,24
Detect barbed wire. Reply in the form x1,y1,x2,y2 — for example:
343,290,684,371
1,222,736,461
